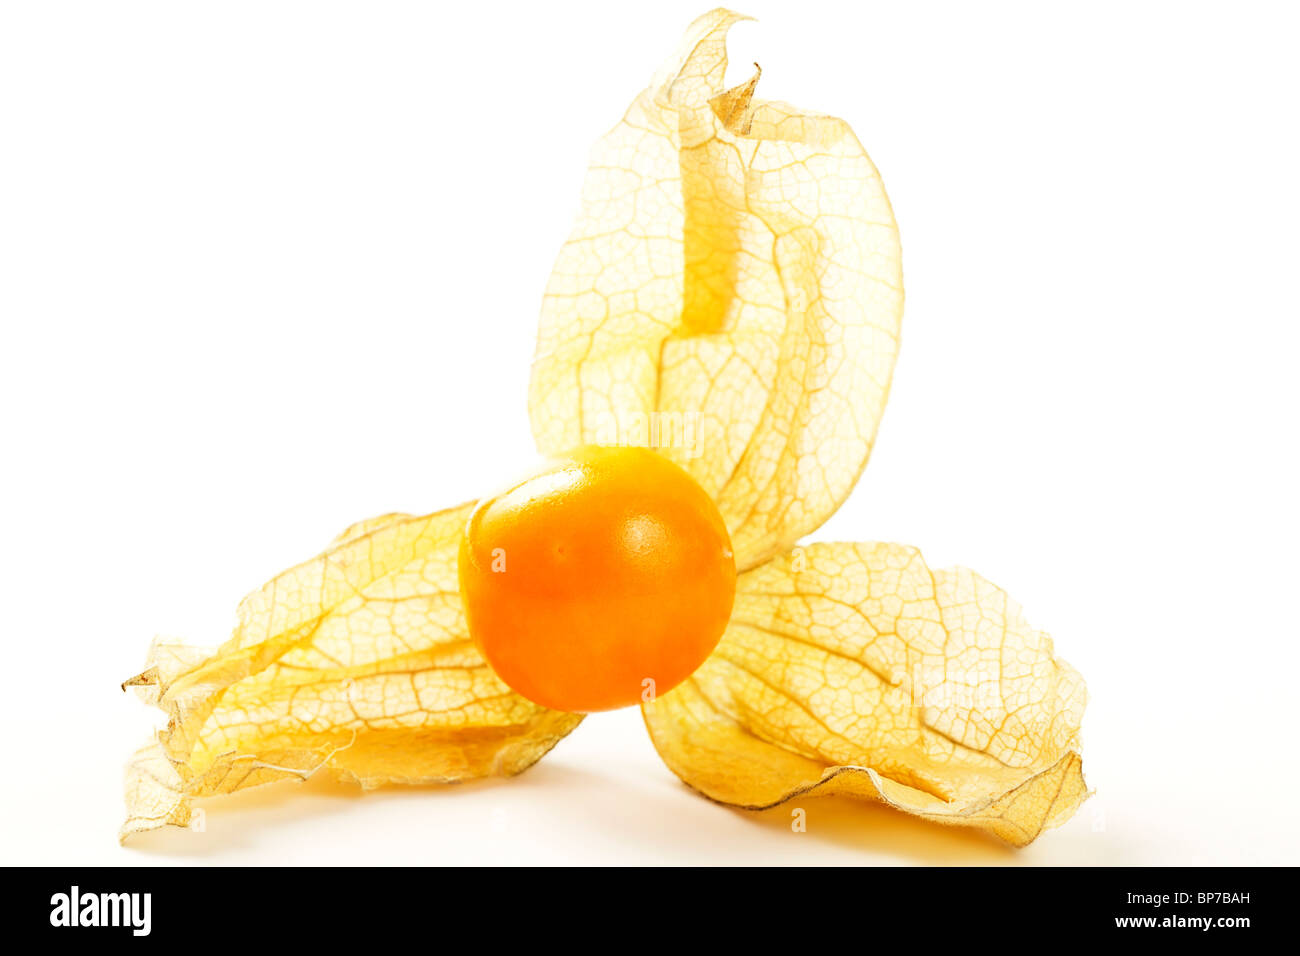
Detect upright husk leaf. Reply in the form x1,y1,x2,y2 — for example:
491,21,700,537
529,8,904,571
121,504,582,841
642,542,1088,845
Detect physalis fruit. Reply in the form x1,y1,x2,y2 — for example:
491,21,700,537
459,446,736,712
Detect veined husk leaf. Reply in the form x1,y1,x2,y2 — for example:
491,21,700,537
642,542,1088,845
121,503,582,841
529,8,904,572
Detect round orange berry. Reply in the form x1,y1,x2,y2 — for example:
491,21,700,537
459,446,736,712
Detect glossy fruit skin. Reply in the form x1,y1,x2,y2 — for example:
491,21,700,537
459,446,736,713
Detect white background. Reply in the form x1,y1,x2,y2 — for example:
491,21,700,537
2,0,1297,866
